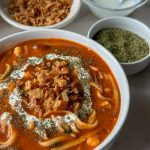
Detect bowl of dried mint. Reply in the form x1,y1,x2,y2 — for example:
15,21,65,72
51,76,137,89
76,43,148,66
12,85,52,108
88,17,150,75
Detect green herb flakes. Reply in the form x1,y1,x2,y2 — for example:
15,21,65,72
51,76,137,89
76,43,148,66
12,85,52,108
93,28,149,63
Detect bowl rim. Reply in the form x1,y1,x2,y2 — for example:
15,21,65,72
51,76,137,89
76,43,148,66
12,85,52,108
0,29,130,150
87,16,150,65
0,0,81,30
83,0,147,11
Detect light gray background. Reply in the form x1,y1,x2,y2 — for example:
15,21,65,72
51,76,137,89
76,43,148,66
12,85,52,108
0,2,150,150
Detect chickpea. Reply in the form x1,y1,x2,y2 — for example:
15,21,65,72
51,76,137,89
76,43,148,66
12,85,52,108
87,135,100,147
24,71,32,79
27,122,35,130
104,88,111,93
9,83,16,92
100,101,111,109
14,47,22,56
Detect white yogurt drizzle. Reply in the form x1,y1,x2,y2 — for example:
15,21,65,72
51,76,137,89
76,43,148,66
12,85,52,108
0,82,8,91
0,54,92,139
0,112,12,125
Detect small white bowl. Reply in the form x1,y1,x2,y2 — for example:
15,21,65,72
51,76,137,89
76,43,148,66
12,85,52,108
83,0,147,18
87,17,150,75
0,0,81,30
0,29,129,150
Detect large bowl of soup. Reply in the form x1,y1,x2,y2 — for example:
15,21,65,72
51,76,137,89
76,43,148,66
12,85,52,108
0,30,130,150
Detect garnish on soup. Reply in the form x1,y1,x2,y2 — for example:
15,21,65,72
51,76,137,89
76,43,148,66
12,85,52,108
0,39,120,150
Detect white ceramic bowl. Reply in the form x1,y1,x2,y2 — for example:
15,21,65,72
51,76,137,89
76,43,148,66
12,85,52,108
83,0,147,18
0,29,130,150
88,17,150,75
0,0,81,30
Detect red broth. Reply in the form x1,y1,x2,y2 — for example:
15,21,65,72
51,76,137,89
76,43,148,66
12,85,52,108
0,39,120,150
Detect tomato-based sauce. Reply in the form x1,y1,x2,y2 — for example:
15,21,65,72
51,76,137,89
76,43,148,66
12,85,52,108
0,39,120,150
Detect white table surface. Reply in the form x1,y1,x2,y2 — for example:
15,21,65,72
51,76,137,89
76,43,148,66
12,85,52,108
0,2,150,150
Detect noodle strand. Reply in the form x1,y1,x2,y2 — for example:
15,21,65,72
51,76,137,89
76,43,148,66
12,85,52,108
88,110,96,124
0,64,11,80
108,74,119,112
39,135,69,147
0,124,17,148
52,129,100,150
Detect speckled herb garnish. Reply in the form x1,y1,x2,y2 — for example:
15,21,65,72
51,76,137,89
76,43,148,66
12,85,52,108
0,54,93,139
64,128,72,134
93,28,149,63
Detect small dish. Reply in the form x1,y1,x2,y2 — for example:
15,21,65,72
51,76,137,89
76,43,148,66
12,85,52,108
0,0,81,30
83,0,147,18
87,16,150,75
